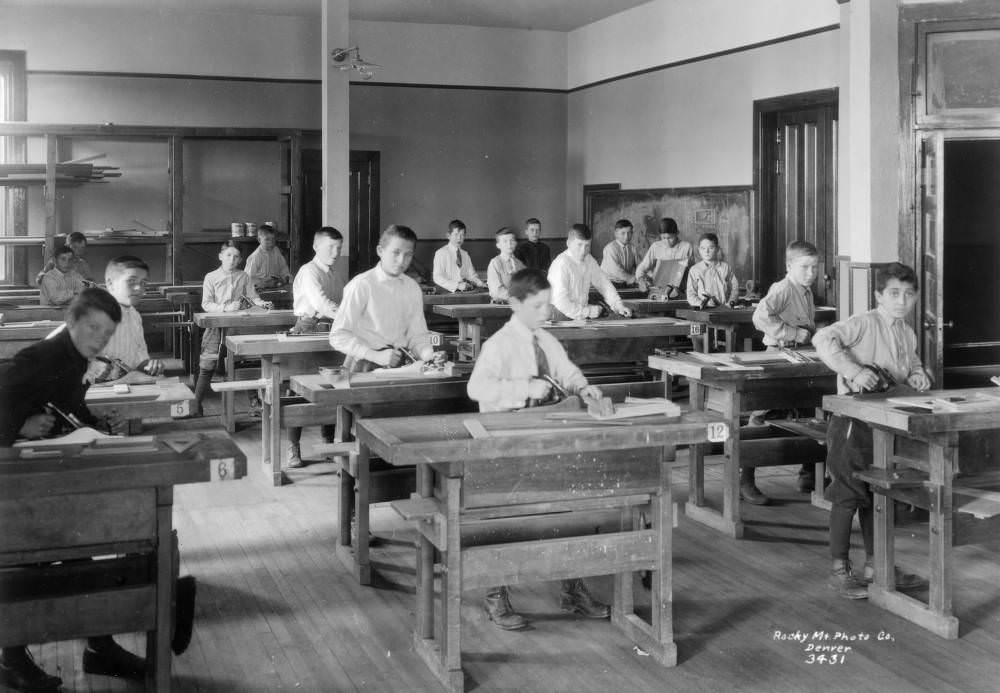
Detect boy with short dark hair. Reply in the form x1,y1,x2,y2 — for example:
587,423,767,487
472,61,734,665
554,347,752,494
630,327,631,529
468,268,611,629
245,223,291,289
547,224,633,320
39,245,86,306
635,217,693,295
685,232,739,309
432,219,486,292
600,219,640,287
486,227,526,302
88,255,164,383
0,288,154,690
514,217,551,271
813,262,931,599
37,231,93,285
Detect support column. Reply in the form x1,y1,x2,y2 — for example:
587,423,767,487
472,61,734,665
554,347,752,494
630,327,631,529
837,0,901,312
321,0,351,275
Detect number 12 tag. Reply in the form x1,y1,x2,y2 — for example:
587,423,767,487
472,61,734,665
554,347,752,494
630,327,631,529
706,422,729,443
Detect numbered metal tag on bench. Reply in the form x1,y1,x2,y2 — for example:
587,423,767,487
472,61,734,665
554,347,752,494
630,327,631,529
688,322,705,336
706,422,729,443
211,457,237,482
170,400,191,418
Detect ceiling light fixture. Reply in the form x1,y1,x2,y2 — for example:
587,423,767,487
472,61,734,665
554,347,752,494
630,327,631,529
330,46,381,81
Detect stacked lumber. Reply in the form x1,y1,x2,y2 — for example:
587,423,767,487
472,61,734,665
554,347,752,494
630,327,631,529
0,162,121,186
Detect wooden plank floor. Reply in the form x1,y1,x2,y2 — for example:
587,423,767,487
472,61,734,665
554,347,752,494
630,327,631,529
21,395,1000,692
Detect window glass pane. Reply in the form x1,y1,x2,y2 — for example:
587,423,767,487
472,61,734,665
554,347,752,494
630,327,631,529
927,30,1000,114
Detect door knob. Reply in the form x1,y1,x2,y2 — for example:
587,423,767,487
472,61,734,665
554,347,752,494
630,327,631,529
942,320,954,329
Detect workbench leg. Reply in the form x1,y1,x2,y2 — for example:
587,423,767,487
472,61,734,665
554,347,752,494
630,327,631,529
928,435,958,634
337,407,354,549
654,447,676,665
613,504,635,621
147,487,173,692
355,444,372,585
416,466,435,641
722,391,744,538
223,332,235,433
871,429,895,593
442,476,464,691
267,358,283,486
687,382,707,507
469,323,482,360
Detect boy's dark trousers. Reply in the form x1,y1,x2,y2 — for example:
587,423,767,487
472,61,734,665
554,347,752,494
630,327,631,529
824,415,875,560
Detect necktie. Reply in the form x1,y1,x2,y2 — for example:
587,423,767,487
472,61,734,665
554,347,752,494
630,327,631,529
533,333,550,378
456,249,462,268
528,333,551,407
624,245,633,272
892,320,907,367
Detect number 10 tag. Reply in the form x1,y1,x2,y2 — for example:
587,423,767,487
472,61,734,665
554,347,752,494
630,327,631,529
689,323,705,336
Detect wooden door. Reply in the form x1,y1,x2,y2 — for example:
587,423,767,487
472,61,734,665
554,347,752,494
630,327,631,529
299,149,379,277
768,106,838,305
919,132,945,384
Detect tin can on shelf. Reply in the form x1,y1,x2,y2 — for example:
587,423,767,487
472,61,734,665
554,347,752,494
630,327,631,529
231,222,246,238
245,222,258,237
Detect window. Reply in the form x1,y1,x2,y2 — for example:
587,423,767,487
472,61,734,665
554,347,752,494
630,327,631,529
0,50,26,283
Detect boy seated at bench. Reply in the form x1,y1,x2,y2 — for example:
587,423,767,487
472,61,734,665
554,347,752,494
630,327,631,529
813,262,930,599
547,223,632,321
467,268,611,629
599,218,640,287
432,219,486,293
36,231,94,285
514,217,551,271
634,217,693,296
330,224,447,541
245,223,291,290
38,244,86,307
0,288,195,691
486,226,526,302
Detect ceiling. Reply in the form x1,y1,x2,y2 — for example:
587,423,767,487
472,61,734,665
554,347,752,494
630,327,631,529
1,0,655,31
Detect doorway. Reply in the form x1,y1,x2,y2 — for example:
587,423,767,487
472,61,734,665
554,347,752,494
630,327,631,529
299,149,380,276
940,139,1000,386
754,90,838,306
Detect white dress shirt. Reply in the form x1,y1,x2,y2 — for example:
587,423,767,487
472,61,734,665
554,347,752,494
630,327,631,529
100,304,150,368
433,244,481,292
547,250,624,320
467,315,588,412
39,269,84,306
329,265,433,361
685,261,739,306
752,276,816,346
292,258,345,319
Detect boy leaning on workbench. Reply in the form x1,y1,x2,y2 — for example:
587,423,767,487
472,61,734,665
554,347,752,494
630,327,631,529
467,267,611,630
747,240,821,505
813,262,930,599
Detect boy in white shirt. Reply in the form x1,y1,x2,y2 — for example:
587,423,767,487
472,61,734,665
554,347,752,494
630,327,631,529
432,219,486,293
486,227,526,302
89,255,164,383
286,227,346,468
547,224,633,321
599,219,639,287
244,224,291,289
468,268,611,629
635,218,694,295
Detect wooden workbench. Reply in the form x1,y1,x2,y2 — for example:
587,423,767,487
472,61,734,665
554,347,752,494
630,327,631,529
86,380,196,421
823,388,1000,639
648,350,835,537
224,333,343,484
290,370,475,580
675,306,837,353
0,432,246,692
0,321,61,357
358,407,729,692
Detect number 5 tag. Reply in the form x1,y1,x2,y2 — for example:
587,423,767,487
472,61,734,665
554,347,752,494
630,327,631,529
706,422,729,443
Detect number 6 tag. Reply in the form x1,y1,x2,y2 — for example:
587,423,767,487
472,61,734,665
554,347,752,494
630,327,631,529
706,422,729,443
211,457,236,482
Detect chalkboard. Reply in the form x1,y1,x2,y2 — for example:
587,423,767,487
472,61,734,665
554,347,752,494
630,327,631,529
585,186,753,284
